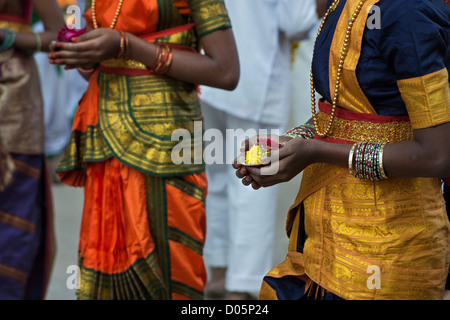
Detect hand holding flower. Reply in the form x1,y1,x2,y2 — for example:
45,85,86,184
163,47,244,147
48,27,121,70
57,26,86,43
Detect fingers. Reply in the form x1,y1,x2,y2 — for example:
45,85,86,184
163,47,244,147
48,30,108,66
48,43,101,67
235,165,247,179
233,163,262,189
251,181,262,190
246,166,281,188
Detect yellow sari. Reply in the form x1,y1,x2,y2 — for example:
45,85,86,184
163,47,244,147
260,0,450,300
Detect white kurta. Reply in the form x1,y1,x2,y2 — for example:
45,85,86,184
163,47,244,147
201,0,319,293
201,0,318,127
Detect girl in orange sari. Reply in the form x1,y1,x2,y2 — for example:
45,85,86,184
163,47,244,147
51,0,239,300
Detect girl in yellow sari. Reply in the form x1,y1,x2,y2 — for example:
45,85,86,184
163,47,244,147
50,0,239,300
235,0,450,300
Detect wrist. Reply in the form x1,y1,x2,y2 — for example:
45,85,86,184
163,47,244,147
304,138,321,166
115,31,129,60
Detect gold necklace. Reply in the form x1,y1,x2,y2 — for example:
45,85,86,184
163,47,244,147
91,0,124,29
310,0,366,137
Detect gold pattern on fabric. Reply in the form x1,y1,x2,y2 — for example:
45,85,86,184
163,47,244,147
101,58,148,70
0,38,44,154
0,20,31,33
276,0,450,301
300,174,449,300
77,251,166,300
282,98,449,299
13,159,41,180
188,0,231,39
286,164,347,238
397,68,450,129
97,72,204,176
328,0,379,114
60,0,232,177
0,210,36,234
316,111,414,143
57,126,112,174
0,263,27,284
0,133,14,191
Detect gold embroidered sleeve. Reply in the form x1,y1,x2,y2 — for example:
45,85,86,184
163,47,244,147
188,0,231,39
397,68,450,129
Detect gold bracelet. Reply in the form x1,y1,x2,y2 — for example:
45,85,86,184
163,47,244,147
348,143,358,177
32,32,41,52
378,143,388,180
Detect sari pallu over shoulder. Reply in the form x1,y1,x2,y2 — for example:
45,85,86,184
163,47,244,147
268,0,450,300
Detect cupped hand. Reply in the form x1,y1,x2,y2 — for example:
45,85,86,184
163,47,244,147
48,28,121,69
233,136,314,190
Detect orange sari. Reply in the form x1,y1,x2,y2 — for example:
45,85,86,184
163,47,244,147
58,0,231,300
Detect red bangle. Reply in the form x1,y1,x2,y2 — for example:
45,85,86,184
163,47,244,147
149,44,173,75
116,31,129,60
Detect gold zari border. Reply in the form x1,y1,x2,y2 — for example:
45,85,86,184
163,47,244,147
317,111,414,143
0,20,31,33
101,58,147,70
397,68,450,129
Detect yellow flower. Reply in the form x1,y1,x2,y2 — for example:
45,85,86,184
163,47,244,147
246,145,262,165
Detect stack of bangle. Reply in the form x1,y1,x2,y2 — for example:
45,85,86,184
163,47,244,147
349,142,388,181
116,31,129,60
0,29,16,51
149,44,174,75
283,124,316,140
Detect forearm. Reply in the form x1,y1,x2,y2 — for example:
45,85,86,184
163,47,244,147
309,122,450,179
383,125,450,178
126,29,239,90
3,30,58,53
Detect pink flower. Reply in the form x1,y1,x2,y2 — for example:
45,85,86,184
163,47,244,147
57,26,86,42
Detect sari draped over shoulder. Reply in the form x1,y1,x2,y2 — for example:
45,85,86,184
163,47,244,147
260,0,450,300
57,0,231,300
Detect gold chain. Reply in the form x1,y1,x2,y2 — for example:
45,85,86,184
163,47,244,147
310,0,366,137
91,0,124,29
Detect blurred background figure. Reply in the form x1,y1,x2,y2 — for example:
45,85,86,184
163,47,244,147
200,0,322,300
33,0,88,183
0,0,64,299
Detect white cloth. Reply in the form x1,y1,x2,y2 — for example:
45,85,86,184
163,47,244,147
200,0,319,127
201,0,319,293
202,103,283,293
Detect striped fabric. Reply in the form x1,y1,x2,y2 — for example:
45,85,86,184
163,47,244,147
0,154,54,300
76,158,207,300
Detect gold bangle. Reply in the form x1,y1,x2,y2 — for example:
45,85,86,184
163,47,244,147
378,143,388,180
32,32,41,52
117,31,125,59
348,142,358,177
